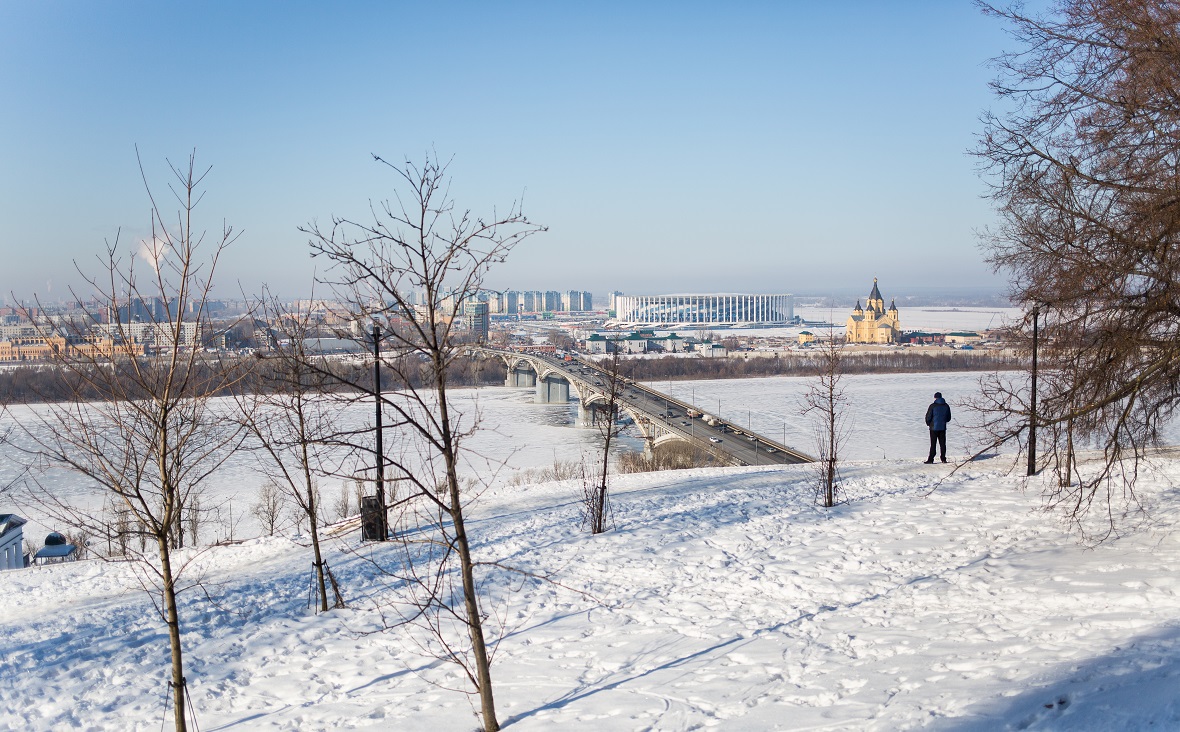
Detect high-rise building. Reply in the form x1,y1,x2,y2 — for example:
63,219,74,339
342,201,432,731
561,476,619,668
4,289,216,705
544,291,561,312
582,291,593,311
478,291,502,314
464,301,489,342
111,296,176,324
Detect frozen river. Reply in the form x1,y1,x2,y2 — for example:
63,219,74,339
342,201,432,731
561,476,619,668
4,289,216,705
0,369,1133,539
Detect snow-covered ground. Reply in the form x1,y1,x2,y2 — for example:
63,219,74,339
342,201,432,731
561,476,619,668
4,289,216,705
4,454,1180,730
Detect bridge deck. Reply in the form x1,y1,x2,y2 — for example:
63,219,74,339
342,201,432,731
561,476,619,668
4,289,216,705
477,347,814,466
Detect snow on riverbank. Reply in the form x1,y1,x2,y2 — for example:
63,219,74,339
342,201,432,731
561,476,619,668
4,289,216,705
4,456,1180,730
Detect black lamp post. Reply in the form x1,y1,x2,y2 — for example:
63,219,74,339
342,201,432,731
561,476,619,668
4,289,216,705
1027,306,1040,477
373,323,388,539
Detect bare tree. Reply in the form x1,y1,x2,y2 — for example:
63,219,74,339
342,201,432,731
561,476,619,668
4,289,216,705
237,293,349,612
303,153,545,731
976,0,1180,537
15,151,245,732
251,480,287,538
800,334,848,507
583,349,627,534
333,481,354,522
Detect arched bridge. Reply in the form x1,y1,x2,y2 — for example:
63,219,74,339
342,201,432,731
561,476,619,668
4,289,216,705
471,347,814,467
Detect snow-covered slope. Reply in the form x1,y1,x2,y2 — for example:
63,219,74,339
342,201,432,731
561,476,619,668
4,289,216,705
4,457,1180,731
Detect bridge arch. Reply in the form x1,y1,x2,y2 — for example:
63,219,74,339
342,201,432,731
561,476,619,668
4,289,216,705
652,432,693,450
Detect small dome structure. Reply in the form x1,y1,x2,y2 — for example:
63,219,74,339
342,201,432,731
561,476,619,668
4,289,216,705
44,532,67,546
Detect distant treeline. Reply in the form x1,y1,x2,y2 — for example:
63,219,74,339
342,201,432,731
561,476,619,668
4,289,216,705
614,350,1023,382
0,350,1021,404
0,354,509,405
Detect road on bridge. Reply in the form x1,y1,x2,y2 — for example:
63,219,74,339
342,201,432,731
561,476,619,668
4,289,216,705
515,351,814,466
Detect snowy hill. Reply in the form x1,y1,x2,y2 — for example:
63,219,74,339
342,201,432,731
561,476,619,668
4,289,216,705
4,458,1180,730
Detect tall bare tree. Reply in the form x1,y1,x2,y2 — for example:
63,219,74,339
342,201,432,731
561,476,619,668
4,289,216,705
800,333,848,507
303,153,545,732
237,292,348,612
976,0,1180,538
583,348,628,534
16,151,245,732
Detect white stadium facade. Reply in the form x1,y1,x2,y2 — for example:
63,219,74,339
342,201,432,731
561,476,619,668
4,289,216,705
611,293,794,326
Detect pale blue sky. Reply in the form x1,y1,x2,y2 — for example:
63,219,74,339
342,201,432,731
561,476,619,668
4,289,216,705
0,1,1012,301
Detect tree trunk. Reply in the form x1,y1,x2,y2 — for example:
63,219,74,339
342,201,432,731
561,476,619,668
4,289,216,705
824,456,836,508
302,435,329,613
448,482,498,731
596,410,611,534
309,518,328,613
825,378,837,508
159,536,188,732
437,365,498,731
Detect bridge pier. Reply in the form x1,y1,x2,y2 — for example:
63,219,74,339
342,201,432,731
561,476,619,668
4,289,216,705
579,401,617,427
535,376,570,404
507,368,536,388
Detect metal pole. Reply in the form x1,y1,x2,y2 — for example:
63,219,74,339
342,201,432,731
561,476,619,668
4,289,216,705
1027,307,1039,477
373,324,387,539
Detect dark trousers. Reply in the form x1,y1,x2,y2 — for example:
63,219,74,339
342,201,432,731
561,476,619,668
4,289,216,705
928,430,947,461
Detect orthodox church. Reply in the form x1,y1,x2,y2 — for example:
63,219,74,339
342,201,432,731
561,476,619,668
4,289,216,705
845,278,901,344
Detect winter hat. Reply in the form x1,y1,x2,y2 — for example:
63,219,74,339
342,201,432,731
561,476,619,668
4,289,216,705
934,392,942,399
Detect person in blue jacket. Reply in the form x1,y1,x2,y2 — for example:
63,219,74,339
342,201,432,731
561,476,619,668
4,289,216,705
924,392,952,464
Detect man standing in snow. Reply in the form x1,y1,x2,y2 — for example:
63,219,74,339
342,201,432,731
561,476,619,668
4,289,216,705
924,392,951,464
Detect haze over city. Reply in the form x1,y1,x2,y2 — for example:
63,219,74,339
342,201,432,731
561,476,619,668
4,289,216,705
0,2,1008,301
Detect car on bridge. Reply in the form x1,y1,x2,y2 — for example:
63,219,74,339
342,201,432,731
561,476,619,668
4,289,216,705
709,437,723,443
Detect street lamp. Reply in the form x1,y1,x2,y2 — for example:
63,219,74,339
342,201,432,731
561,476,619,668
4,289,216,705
1027,305,1040,477
371,324,388,541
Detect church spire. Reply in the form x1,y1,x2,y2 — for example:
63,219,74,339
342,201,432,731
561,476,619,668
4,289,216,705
869,277,883,304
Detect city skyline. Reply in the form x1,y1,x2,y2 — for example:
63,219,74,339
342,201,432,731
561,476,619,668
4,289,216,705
1,2,1010,301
